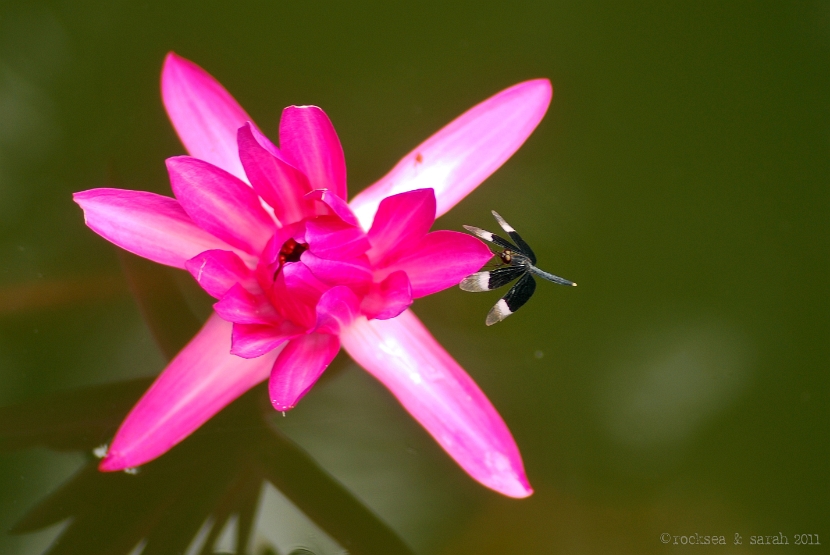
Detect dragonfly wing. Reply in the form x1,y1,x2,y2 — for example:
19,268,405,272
486,272,537,325
460,266,525,292
491,211,536,264
462,225,516,252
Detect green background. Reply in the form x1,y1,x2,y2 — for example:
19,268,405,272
0,1,826,553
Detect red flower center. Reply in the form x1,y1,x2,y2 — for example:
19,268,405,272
274,238,308,278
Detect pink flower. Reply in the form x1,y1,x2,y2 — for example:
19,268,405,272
74,53,551,498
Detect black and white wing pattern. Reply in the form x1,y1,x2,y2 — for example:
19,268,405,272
460,210,576,325
485,272,537,326
459,265,525,292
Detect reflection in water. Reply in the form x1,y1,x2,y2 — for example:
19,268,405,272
0,251,412,554
597,322,751,447
0,378,413,554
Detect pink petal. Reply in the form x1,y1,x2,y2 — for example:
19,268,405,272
339,310,532,498
161,52,253,182
315,286,361,334
167,156,275,255
214,283,279,325
366,189,435,266
99,313,280,471
268,333,341,411
383,231,493,298
238,123,314,225
230,321,302,359
305,188,359,227
360,271,412,320
185,249,258,299
301,251,372,290
248,123,282,159
305,216,370,261
349,79,553,229
279,106,347,199
73,188,240,270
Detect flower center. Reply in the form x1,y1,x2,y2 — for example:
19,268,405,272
274,238,308,278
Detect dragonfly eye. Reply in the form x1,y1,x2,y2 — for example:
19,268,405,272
500,250,513,264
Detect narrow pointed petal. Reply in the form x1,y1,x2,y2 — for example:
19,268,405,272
384,230,493,297
214,283,279,325
161,52,253,182
167,156,275,255
73,188,239,269
366,189,435,265
185,249,257,299
99,313,281,471
230,321,302,359
269,333,341,411
340,311,532,498
279,106,347,199
349,79,553,229
360,271,412,320
315,286,361,334
238,123,314,225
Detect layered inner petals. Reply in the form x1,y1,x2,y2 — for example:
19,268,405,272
161,52,254,183
359,271,412,320
268,262,328,329
339,310,533,498
214,283,280,325
314,286,361,334
185,249,258,299
306,189,359,227
99,313,281,471
268,332,341,411
301,251,372,291
279,106,347,199
305,216,370,261
238,123,314,226
167,156,276,255
349,79,553,229
381,230,493,298
73,188,242,270
366,189,436,266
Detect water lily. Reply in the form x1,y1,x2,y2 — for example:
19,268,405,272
74,53,551,498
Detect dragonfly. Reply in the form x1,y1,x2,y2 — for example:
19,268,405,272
460,211,576,325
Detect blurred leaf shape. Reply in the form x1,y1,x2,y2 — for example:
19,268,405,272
1,380,414,555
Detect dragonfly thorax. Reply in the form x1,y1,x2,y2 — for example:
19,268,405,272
499,249,533,268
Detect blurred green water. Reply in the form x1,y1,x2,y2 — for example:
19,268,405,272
0,1,826,554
